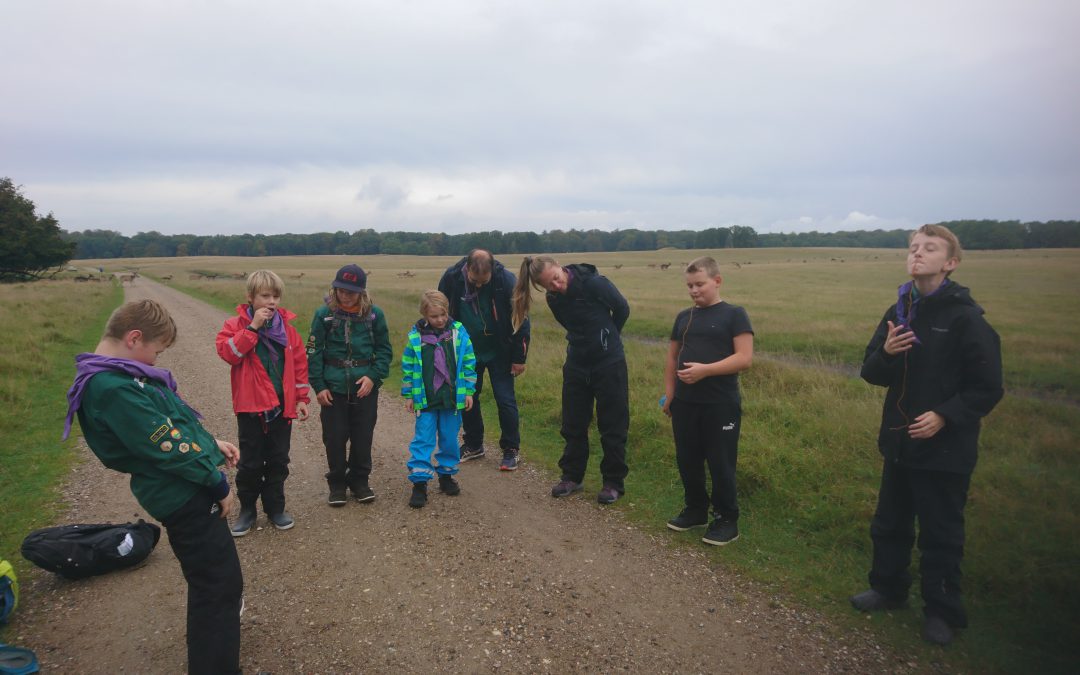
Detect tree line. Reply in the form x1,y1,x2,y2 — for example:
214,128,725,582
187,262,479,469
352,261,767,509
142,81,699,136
62,220,1080,259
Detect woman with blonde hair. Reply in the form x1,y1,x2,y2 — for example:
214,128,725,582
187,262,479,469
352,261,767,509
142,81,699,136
512,256,630,504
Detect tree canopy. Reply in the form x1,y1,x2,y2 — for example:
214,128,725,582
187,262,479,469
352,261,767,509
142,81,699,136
0,178,77,281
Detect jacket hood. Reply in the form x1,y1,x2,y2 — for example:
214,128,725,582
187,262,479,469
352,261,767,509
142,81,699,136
234,304,297,321
565,263,598,294
925,280,982,314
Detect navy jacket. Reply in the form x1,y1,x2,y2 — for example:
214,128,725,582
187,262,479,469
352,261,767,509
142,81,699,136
546,263,630,370
861,280,1003,474
438,256,530,364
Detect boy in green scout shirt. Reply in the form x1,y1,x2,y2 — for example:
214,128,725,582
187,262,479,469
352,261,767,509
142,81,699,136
64,299,243,675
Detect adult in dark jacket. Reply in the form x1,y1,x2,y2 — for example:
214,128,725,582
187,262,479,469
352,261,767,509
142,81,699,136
438,250,531,470
513,256,630,505
851,225,1003,646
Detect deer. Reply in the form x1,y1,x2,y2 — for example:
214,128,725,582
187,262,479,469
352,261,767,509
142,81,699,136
613,264,623,270
160,275,173,282
659,262,671,270
116,271,138,286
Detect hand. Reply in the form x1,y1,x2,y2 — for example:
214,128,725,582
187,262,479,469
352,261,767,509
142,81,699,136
662,395,673,418
218,493,235,519
250,307,275,330
316,389,334,407
404,399,416,414
296,401,309,421
216,439,240,469
511,363,527,377
909,411,945,439
883,320,917,356
676,362,709,385
355,376,374,398
464,395,474,411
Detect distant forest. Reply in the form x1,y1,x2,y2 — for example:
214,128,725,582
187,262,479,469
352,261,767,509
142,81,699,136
63,220,1080,259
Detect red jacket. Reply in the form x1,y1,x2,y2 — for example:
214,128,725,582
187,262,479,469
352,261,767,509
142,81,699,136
216,305,311,416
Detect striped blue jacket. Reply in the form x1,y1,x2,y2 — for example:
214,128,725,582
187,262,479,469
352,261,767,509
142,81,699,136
401,321,477,411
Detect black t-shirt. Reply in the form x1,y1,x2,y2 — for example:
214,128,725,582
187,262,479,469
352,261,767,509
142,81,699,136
670,301,754,404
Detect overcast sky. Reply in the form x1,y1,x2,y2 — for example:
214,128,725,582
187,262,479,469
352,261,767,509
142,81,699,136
3,0,1078,236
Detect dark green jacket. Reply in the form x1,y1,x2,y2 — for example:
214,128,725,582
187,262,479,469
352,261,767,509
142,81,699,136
308,304,393,396
77,370,226,521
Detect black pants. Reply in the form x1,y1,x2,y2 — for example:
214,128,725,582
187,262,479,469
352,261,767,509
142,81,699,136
558,360,629,491
162,490,243,675
235,413,292,515
321,391,378,491
461,355,521,451
869,460,972,627
670,397,741,521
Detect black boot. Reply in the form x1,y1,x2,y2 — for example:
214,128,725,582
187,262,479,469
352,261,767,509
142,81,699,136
231,506,257,537
408,482,428,508
438,474,461,496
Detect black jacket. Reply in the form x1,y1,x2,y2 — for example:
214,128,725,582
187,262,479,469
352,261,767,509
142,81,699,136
546,264,630,370
861,280,1003,474
438,256,530,364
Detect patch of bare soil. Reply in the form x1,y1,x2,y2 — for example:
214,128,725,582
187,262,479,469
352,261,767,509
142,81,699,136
10,279,913,673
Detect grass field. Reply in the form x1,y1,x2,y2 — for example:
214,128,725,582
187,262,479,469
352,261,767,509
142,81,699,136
37,248,1080,671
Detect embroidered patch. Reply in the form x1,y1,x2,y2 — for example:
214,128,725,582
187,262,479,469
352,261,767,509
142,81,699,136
170,428,182,440
150,425,169,443
192,442,202,453
179,442,191,454
306,334,317,355
159,441,173,452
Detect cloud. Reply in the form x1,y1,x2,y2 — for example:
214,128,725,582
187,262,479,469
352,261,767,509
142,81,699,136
356,176,410,211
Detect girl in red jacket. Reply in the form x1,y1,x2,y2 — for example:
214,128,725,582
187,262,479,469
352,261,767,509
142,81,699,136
216,270,311,536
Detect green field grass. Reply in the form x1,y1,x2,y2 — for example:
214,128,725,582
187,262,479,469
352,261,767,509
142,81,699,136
66,248,1080,672
0,280,122,584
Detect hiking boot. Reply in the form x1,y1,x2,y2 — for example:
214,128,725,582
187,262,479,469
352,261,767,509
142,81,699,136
597,485,621,505
922,615,954,646
268,512,294,530
499,448,520,471
702,518,739,546
438,474,461,496
849,588,906,612
459,445,485,462
550,480,583,498
230,507,257,537
352,483,376,503
328,487,347,507
409,482,429,508
667,509,709,532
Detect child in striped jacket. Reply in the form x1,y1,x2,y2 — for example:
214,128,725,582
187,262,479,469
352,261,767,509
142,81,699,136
401,290,477,508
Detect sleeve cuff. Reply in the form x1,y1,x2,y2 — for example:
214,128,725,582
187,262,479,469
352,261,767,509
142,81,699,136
209,471,230,501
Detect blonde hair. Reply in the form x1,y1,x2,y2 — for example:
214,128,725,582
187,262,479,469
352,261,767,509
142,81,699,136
511,255,559,333
420,289,450,317
685,256,721,277
104,299,177,347
327,286,373,316
246,269,285,299
910,224,963,263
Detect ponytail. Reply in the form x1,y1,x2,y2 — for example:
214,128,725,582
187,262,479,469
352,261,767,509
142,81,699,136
511,255,558,333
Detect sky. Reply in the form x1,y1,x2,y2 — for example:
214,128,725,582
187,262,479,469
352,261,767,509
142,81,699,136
3,0,1078,237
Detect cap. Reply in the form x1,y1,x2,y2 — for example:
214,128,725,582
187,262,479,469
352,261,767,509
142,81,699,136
332,264,367,293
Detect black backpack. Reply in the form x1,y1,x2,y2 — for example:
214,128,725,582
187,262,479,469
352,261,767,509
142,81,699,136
21,521,161,580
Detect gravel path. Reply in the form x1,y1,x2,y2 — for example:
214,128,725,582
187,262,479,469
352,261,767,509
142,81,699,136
12,279,909,673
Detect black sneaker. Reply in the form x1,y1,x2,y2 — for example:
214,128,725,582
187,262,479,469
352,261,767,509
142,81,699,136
438,474,461,496
268,512,294,530
667,509,709,532
499,448,520,471
550,480,583,498
702,518,739,546
460,445,485,462
597,485,621,505
328,487,347,507
922,615,955,646
408,482,428,508
230,507,257,537
849,589,907,612
352,483,376,503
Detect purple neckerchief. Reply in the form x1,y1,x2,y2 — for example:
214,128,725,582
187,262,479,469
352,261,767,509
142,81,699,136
419,323,453,392
895,278,949,345
63,353,202,440
245,305,287,363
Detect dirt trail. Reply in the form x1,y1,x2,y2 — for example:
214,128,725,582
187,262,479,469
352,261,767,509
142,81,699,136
12,279,905,673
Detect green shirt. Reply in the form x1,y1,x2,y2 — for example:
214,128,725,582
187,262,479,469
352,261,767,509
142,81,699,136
255,338,286,407
77,371,225,521
421,339,457,411
307,305,393,396
458,282,498,364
